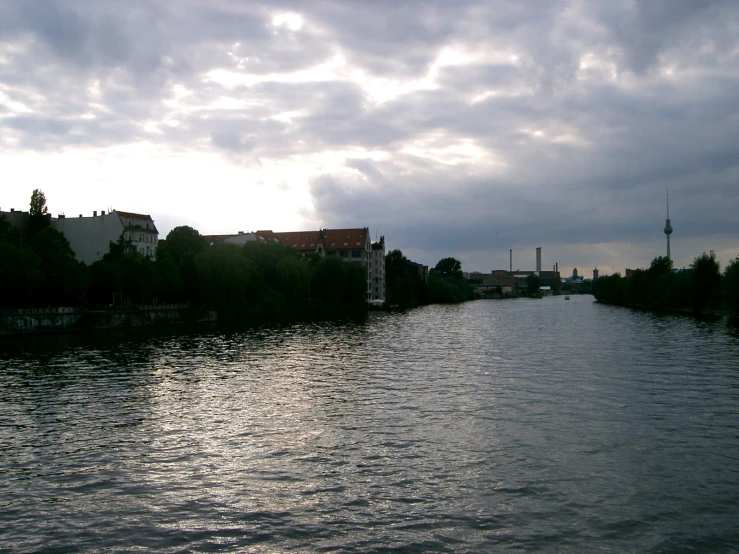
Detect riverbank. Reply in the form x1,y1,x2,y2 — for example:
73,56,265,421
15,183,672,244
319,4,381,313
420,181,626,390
0,304,217,336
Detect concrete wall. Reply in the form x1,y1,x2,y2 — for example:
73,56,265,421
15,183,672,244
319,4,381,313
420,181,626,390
52,212,123,265
1,306,217,335
0,308,83,334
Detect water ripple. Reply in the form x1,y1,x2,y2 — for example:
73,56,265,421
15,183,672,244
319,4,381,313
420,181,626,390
1,297,739,551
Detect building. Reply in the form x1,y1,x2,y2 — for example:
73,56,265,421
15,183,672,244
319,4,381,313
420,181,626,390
370,236,386,301
51,210,158,265
258,228,373,301
408,261,429,283
467,269,561,296
202,231,261,246
0,208,31,240
568,267,583,283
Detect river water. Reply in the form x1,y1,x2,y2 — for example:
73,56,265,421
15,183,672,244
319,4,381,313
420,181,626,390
1,296,739,552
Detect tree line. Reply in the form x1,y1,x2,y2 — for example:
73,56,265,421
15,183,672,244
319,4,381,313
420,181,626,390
1,191,477,321
593,253,739,316
385,250,474,307
0,192,366,322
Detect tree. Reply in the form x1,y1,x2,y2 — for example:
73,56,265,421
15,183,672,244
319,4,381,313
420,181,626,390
426,256,473,304
691,252,722,313
0,215,21,247
0,241,44,308
29,189,48,216
28,189,50,239
526,273,541,296
593,273,625,305
434,257,463,279
724,257,739,315
27,227,86,305
165,226,205,264
385,249,412,306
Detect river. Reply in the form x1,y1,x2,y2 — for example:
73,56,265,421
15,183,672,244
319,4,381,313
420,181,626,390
2,296,739,552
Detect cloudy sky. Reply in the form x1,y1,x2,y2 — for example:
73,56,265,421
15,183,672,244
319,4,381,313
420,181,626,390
2,0,738,275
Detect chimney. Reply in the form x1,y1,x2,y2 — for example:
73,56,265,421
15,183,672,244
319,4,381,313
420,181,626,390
536,247,542,273
79,214,83,218
509,249,512,272
59,214,65,219
10,208,14,212
93,211,97,217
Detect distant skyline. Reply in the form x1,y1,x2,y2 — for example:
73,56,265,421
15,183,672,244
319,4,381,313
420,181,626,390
2,1,738,275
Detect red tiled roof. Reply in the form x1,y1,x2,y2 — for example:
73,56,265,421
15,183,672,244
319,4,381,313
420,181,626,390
269,228,369,253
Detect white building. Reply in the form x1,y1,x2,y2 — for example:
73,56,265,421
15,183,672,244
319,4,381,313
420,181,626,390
51,210,158,265
371,236,386,301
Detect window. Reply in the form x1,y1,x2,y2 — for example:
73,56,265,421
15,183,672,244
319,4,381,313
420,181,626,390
340,251,348,258
352,250,361,258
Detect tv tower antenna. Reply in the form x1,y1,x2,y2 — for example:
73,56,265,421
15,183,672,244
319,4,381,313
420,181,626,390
663,186,673,261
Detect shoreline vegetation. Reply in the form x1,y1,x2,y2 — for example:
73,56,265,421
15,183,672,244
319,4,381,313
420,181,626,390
1,192,474,334
593,254,739,317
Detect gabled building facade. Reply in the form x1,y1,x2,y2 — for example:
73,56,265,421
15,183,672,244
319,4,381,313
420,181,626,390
51,210,158,265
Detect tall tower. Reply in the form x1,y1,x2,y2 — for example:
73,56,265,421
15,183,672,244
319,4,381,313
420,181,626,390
536,247,541,273
664,187,673,261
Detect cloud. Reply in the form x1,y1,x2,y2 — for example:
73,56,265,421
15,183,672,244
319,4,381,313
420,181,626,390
1,0,738,274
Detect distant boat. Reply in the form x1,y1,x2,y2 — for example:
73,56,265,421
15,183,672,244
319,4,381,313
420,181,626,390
564,295,570,300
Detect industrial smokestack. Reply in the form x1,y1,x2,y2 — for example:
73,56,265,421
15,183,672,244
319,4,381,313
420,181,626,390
509,249,512,272
536,247,542,273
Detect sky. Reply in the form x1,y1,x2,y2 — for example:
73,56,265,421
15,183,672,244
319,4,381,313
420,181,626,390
1,0,738,276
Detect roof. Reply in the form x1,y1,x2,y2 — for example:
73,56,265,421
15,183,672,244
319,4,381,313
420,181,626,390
202,234,235,243
271,228,369,253
114,210,158,234
254,230,282,244
115,210,154,221
274,231,321,251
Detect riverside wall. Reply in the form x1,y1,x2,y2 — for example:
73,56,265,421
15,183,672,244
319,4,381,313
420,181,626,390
0,305,217,336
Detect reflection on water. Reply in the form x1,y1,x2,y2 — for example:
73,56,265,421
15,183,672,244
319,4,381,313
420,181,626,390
2,296,739,552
